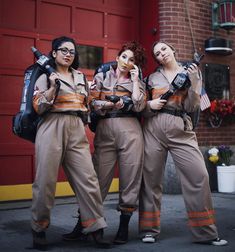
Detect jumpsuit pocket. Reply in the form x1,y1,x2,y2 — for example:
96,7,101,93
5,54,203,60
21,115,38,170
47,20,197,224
173,114,193,132
183,114,193,131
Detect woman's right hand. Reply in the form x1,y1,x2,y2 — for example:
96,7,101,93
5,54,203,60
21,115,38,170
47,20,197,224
49,72,60,88
149,98,167,110
102,101,114,110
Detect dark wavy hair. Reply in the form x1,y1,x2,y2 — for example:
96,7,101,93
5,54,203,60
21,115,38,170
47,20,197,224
49,36,79,69
118,41,147,68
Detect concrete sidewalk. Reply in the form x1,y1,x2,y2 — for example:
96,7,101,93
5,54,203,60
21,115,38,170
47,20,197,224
0,193,234,252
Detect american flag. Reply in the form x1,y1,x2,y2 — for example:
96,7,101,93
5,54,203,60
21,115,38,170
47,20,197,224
200,87,211,111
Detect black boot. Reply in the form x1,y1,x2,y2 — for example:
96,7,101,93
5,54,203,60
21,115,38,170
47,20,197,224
114,212,132,244
91,228,112,249
62,216,88,241
32,229,48,251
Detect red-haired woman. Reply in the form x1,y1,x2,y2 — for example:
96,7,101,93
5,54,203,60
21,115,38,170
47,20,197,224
65,41,146,244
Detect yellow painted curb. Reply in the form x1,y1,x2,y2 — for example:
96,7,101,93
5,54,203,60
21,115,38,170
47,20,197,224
0,178,119,202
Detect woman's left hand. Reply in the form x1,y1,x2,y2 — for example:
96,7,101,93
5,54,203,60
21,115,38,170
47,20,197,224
187,63,202,93
114,99,124,110
130,64,139,82
187,63,200,82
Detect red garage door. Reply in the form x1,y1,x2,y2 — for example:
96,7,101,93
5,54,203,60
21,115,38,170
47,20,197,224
0,0,158,201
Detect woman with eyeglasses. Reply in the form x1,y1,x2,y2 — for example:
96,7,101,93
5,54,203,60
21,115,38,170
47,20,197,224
31,36,111,250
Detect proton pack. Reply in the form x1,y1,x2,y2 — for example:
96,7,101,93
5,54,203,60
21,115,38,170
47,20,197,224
12,47,55,143
160,53,204,101
88,62,116,133
12,64,45,142
144,58,203,130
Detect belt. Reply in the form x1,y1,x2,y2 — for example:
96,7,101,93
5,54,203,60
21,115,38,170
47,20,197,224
158,108,185,117
53,111,85,117
101,111,137,119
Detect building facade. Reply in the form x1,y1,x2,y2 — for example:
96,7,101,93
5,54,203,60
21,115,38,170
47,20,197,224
0,0,234,201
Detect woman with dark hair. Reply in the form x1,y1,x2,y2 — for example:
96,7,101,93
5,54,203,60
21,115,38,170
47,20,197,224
139,41,228,246
31,36,110,250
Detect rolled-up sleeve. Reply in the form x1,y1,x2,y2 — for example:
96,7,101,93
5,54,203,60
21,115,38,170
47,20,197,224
131,79,146,112
89,73,108,115
33,74,54,115
141,76,158,118
184,70,202,112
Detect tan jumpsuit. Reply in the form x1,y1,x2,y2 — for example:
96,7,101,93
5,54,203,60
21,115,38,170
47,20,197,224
139,66,218,242
90,66,145,213
31,69,107,234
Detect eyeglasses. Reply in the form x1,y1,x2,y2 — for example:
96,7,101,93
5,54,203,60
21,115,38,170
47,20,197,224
57,47,76,56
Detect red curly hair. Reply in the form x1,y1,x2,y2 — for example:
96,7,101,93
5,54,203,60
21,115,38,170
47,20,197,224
118,41,147,69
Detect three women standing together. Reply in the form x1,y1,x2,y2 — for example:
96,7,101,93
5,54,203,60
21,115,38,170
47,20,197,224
31,36,228,250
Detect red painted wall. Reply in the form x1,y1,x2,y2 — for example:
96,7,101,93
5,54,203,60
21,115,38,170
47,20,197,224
139,0,159,76
0,0,147,186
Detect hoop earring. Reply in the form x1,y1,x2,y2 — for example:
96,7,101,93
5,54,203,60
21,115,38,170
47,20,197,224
52,51,56,58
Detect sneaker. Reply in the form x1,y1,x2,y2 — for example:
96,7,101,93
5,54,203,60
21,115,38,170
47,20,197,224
197,237,228,246
210,238,228,246
142,234,156,243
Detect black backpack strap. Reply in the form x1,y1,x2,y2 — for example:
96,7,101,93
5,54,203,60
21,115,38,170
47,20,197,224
83,73,89,109
144,75,153,100
94,61,117,80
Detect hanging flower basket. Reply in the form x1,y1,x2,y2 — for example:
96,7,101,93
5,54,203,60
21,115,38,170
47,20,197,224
208,99,235,128
208,112,223,128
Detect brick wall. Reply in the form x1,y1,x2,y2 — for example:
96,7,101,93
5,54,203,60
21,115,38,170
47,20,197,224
158,0,235,147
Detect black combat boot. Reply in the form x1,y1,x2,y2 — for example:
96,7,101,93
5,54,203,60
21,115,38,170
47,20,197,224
62,216,88,241
91,228,112,248
32,229,48,251
114,212,132,244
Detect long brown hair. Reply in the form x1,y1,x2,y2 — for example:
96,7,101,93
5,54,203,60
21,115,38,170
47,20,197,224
151,41,176,64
